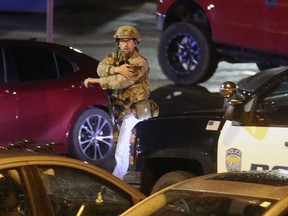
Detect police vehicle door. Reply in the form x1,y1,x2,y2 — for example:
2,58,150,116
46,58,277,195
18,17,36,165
217,79,288,172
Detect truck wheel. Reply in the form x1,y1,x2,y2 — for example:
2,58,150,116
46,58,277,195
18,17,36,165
151,171,195,194
69,108,114,165
158,22,218,85
256,62,279,71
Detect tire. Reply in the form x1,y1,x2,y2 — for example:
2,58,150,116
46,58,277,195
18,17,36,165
256,62,279,71
158,22,218,85
151,171,195,194
69,108,114,165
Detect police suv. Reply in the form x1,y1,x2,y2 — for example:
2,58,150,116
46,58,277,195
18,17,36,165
128,66,288,195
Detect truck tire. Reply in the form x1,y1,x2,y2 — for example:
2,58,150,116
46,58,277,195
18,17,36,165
69,107,114,165
151,171,195,194
158,22,218,85
256,62,279,71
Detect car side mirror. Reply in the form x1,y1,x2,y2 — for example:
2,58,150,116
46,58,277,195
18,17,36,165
219,81,237,100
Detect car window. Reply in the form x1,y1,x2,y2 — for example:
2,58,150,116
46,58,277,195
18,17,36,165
254,80,288,126
151,190,274,216
55,53,75,77
4,45,57,82
0,168,30,216
37,166,134,216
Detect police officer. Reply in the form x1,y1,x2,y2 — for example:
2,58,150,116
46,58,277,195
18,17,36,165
84,25,151,180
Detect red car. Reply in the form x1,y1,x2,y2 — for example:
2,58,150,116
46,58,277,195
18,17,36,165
0,39,114,165
156,0,288,85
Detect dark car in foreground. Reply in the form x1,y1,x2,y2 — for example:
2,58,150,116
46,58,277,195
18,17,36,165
0,39,114,165
128,66,288,195
122,171,288,216
0,150,145,216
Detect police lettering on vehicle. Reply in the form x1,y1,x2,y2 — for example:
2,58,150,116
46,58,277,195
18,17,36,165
251,164,288,171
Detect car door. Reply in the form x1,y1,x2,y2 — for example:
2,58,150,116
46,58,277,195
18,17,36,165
0,83,19,145
210,0,278,52
217,79,288,172
3,45,58,143
0,46,19,145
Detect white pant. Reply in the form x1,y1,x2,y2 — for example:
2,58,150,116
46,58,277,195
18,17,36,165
112,113,141,180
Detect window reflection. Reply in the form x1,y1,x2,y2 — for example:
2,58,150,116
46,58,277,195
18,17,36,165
37,166,133,216
152,190,274,216
0,168,29,216
255,80,288,126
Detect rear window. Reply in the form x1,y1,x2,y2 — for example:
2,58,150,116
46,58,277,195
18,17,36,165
56,53,75,77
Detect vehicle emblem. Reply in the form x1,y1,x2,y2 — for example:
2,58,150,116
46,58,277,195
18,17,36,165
226,148,242,171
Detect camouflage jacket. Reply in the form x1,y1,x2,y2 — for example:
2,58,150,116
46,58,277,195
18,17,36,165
97,49,150,114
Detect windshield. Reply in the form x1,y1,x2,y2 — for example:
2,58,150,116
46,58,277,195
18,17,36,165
151,190,276,216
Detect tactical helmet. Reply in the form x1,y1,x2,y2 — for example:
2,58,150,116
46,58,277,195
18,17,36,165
113,25,141,43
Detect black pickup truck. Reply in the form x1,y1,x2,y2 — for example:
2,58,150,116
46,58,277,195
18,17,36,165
128,67,288,195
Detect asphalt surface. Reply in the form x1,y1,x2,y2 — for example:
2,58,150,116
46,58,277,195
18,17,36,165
0,0,260,172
